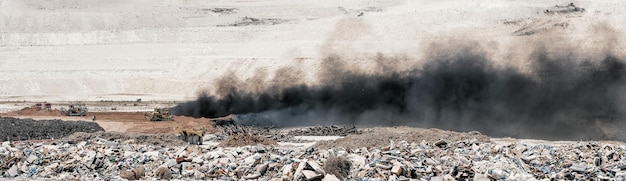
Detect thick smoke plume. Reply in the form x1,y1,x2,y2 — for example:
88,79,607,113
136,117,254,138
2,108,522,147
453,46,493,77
172,42,626,141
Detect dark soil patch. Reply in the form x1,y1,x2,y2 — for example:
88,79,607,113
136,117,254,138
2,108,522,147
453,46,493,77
0,117,103,141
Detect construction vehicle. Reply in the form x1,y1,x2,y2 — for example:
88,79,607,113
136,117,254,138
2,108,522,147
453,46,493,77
144,108,173,121
61,104,88,116
174,127,205,145
31,102,52,110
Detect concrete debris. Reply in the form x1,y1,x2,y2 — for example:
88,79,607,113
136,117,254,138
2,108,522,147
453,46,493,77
1,134,625,180
288,125,362,136
302,170,323,180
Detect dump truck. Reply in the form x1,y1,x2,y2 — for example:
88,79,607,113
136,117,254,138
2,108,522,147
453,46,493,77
61,105,88,116
144,108,173,121
174,127,204,145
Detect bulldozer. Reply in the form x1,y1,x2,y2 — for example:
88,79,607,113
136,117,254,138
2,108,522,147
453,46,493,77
174,127,205,145
144,108,173,121
61,104,88,116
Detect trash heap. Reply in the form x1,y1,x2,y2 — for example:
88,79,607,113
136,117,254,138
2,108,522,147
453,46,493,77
1,136,626,180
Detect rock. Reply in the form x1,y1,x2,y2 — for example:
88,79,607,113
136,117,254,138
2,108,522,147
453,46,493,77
294,159,307,179
430,176,443,181
282,164,293,178
7,165,19,177
473,173,490,181
132,167,145,179
435,140,448,148
245,173,262,179
26,154,38,163
569,164,586,172
322,174,341,181
302,170,323,180
358,170,367,178
119,170,136,180
307,160,324,174
256,162,269,174
155,167,172,180
119,167,145,180
145,151,159,157
162,159,177,168
391,165,402,175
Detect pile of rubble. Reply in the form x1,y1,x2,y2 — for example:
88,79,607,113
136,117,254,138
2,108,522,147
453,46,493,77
216,125,293,141
215,125,365,143
0,117,104,142
288,125,362,136
1,133,625,180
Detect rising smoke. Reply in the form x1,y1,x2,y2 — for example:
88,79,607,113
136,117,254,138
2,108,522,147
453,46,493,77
171,40,626,141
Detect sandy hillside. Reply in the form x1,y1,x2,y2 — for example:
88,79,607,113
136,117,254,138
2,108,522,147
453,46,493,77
0,0,624,102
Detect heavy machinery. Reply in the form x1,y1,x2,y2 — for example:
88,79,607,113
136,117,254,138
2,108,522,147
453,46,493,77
144,108,173,121
31,102,52,110
61,104,88,116
174,127,205,145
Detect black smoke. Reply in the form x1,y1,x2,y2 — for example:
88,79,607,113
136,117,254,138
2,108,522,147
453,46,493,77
171,43,626,141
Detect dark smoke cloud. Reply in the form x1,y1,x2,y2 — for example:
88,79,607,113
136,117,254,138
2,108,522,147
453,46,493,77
171,42,626,141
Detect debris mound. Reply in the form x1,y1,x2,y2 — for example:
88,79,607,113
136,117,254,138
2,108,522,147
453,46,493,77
220,134,277,147
63,132,186,146
0,117,103,141
545,3,585,14
315,127,490,150
3,107,64,116
1,127,625,180
217,125,292,141
288,125,362,136
219,17,289,26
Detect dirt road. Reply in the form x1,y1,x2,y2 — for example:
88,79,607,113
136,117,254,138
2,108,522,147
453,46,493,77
0,108,215,134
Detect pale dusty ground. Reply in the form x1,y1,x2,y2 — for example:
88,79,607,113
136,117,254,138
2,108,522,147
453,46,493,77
0,0,624,102
0,104,217,134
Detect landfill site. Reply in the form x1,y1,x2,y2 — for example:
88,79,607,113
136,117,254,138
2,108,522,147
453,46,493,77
2,0,626,180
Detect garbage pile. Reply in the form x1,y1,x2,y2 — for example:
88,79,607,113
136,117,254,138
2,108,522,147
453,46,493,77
0,117,104,142
1,135,625,180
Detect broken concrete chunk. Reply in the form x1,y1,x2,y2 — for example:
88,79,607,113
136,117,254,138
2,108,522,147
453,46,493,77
26,154,38,163
302,170,323,180
569,164,587,172
7,165,19,177
322,174,341,181
307,160,324,174
391,165,402,175
245,173,262,179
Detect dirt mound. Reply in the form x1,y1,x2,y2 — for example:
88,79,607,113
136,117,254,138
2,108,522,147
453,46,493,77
0,117,104,141
3,107,64,116
314,127,490,150
220,134,277,147
63,131,186,146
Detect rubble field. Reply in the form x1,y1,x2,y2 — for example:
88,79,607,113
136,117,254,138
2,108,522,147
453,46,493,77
1,121,626,180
